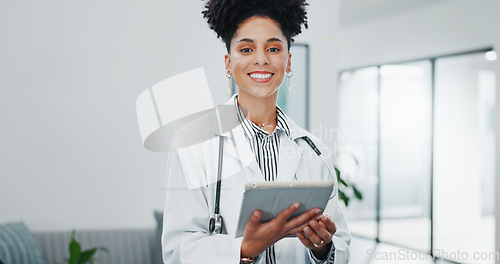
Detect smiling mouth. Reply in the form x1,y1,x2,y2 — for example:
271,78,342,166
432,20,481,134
248,72,274,83
249,73,273,79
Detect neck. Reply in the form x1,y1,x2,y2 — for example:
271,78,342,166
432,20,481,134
237,93,278,131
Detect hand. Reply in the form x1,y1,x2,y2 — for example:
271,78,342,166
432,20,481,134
296,213,337,260
241,202,322,258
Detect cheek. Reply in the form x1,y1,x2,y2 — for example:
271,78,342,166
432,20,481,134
274,57,289,72
230,56,248,72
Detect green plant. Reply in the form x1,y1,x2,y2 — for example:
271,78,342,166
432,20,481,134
335,166,363,206
53,230,107,264
334,152,363,206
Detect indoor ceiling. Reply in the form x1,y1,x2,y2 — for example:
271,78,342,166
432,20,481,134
340,0,456,27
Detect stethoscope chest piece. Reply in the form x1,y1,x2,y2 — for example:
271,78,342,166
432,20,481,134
209,214,224,234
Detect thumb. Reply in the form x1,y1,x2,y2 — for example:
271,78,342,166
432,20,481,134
248,210,262,227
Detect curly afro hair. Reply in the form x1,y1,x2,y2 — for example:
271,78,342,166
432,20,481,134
202,0,308,52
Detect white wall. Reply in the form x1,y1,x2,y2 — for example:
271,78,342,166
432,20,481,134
0,0,339,231
337,0,500,261
295,0,339,143
0,0,176,231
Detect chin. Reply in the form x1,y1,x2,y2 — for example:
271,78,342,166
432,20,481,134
251,90,279,99
239,87,279,99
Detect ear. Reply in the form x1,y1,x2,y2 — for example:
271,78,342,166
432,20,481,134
224,54,231,72
286,53,292,73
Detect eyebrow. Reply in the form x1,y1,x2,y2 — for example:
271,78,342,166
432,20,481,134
236,38,283,44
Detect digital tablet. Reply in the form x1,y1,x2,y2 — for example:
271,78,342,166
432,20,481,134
235,181,334,237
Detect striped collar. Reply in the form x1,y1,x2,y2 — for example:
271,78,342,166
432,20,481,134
234,95,291,139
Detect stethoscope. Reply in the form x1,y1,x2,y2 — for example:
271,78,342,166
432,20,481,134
209,135,337,234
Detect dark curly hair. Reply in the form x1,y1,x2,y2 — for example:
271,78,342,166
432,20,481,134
202,0,309,52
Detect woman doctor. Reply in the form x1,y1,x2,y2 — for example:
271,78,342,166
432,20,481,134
162,0,350,263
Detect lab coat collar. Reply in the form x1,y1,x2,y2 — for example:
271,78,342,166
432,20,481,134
215,94,262,178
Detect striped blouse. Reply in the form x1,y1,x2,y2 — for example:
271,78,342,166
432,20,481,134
235,95,288,264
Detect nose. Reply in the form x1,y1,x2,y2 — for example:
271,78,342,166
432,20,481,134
253,49,269,65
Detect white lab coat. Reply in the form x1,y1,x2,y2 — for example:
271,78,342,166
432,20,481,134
162,95,350,264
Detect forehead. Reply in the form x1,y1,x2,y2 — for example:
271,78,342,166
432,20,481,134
232,16,286,42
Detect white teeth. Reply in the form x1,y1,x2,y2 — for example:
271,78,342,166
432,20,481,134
249,73,272,79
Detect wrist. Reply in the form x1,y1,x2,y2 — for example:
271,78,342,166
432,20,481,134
240,240,257,259
311,241,333,260
240,256,257,264
240,244,256,264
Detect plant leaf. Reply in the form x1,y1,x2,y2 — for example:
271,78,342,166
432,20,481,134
338,189,349,206
338,176,348,187
68,230,81,264
352,156,359,166
97,246,109,254
79,246,108,264
334,167,341,178
335,167,349,187
352,184,363,200
78,248,98,264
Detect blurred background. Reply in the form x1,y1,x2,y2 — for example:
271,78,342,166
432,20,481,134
0,0,498,263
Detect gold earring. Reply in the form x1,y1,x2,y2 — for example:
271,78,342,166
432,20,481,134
286,70,294,93
226,69,232,95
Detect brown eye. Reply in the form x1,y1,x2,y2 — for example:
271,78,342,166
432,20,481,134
240,48,252,53
268,48,280,52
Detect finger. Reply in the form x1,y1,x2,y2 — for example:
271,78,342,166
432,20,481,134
288,214,321,234
296,232,314,248
273,202,301,223
284,208,322,232
246,210,262,229
303,225,324,246
308,220,332,243
320,214,337,234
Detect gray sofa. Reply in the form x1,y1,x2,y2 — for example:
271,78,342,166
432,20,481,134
0,212,164,264
33,228,157,264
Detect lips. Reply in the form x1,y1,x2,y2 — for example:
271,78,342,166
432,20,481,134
248,71,273,83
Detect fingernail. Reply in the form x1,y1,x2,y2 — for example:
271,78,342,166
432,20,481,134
293,202,301,208
304,226,311,233
309,221,316,227
315,209,322,214
316,215,322,220
253,211,259,217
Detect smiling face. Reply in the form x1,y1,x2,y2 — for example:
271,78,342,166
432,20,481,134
225,16,291,101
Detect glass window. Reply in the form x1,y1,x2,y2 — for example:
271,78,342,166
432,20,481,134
378,61,432,252
338,50,496,263
337,67,379,239
434,53,496,263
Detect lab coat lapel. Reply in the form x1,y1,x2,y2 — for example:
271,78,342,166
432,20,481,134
222,125,262,180
207,95,261,181
276,135,302,181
